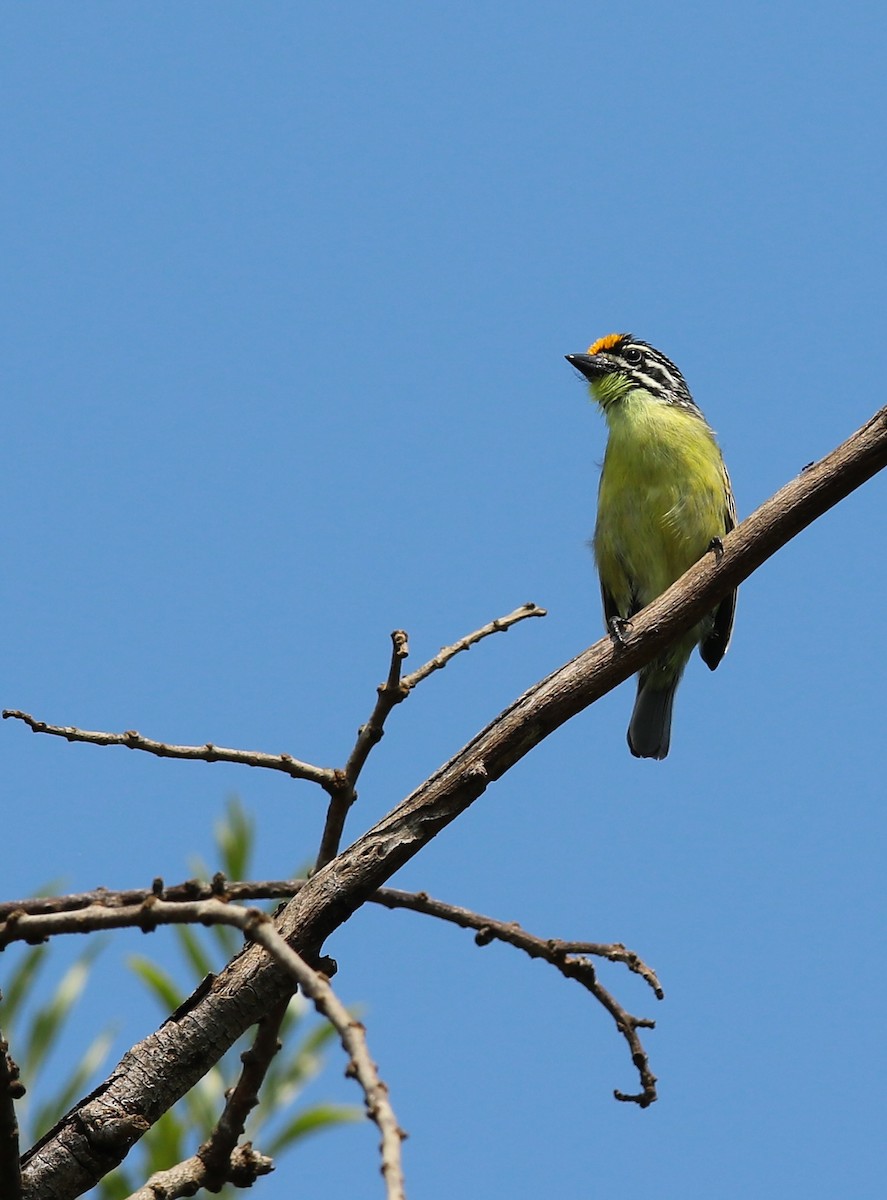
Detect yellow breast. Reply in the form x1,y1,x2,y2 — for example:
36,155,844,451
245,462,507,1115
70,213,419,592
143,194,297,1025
595,396,728,611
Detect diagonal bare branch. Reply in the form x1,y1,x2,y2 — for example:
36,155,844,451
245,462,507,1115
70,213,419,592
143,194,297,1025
18,405,887,1199
343,628,411,786
372,887,662,994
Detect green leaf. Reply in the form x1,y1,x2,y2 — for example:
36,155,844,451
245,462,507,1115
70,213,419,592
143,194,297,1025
205,916,241,961
98,1109,188,1200
215,797,254,881
177,1061,228,1133
96,1168,136,1200
263,1045,321,1106
141,1107,187,1174
32,1025,117,1136
1,945,48,1028
22,942,104,1078
296,1008,355,1057
264,1103,364,1155
172,924,219,982
127,955,185,1012
275,992,309,1043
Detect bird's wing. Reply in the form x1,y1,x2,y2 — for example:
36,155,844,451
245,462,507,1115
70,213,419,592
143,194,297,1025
600,579,623,628
700,476,737,671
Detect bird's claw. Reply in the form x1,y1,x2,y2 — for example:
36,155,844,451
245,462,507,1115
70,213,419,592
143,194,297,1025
608,616,631,648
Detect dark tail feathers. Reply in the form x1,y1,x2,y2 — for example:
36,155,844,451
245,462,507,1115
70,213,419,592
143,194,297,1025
627,676,677,760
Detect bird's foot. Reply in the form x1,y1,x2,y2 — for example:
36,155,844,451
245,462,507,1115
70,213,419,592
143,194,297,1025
608,616,631,648
707,535,725,562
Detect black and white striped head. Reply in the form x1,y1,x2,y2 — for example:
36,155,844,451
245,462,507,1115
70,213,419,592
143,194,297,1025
566,333,703,417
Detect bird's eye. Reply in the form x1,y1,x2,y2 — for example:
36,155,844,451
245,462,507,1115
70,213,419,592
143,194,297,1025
624,347,643,365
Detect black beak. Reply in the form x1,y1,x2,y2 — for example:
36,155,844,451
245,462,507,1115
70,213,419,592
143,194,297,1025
565,353,607,382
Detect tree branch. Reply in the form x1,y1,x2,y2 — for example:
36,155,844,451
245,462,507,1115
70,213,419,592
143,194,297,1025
400,602,547,691
0,1033,23,1200
0,877,660,1104
314,629,411,871
316,605,546,868
0,715,337,788
342,629,412,786
18,406,887,1198
234,909,406,1200
193,996,289,1193
3,605,547,877
12,897,404,1199
0,877,658,998
123,1143,273,1200
372,887,661,1104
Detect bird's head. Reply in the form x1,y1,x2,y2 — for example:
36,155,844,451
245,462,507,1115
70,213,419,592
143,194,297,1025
566,333,699,416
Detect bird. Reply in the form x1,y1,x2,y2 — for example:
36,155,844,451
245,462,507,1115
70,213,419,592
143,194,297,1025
566,333,736,759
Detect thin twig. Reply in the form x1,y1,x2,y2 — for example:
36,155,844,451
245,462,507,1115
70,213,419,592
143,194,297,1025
315,630,411,871
372,888,662,995
0,874,291,922
124,1143,273,1200
197,996,290,1190
371,887,660,1104
343,629,411,784
401,603,547,691
3,606,547,881
0,880,657,991
0,876,660,994
0,1033,24,1200
316,607,546,869
0,713,337,789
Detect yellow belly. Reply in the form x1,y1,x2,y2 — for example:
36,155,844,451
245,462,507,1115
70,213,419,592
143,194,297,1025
594,398,728,616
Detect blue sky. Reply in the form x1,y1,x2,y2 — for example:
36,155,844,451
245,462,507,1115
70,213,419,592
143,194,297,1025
3,4,886,1197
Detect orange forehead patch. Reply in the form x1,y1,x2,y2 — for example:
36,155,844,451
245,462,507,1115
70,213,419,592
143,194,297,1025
587,332,627,355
